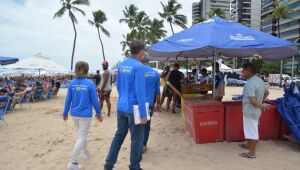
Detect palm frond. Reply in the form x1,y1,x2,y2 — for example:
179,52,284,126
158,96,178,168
88,19,94,26
100,25,110,37
71,0,90,6
71,6,86,16
53,6,66,18
174,20,187,29
69,11,78,24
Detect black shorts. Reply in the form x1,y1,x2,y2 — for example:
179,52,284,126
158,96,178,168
100,90,111,100
163,86,172,97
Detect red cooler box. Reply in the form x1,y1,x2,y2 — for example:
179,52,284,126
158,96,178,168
223,101,245,142
259,104,281,140
279,120,290,139
184,99,224,144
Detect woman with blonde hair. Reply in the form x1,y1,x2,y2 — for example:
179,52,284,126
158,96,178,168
63,61,103,170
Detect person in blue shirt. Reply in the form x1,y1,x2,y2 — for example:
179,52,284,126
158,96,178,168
104,40,147,170
142,56,160,153
63,61,103,170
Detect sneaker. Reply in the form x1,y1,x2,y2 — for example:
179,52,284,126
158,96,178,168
83,151,90,160
67,162,82,170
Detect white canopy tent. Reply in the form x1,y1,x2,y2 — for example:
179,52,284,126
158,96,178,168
4,53,68,75
206,64,232,72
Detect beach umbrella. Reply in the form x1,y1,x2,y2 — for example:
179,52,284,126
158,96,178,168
148,16,298,98
4,53,68,75
0,56,19,65
148,16,298,61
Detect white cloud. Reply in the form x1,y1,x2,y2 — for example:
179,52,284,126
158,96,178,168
0,0,194,70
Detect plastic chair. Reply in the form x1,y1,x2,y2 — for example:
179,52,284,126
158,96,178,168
33,86,43,101
0,96,10,125
15,90,32,109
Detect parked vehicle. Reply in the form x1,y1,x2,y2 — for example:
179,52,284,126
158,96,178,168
268,74,290,86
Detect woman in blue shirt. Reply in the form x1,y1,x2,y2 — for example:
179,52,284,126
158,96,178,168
63,61,103,170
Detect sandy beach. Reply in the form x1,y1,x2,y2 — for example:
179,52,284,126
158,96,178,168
0,86,299,170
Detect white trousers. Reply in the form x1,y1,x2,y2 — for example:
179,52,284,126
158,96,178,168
243,116,259,140
71,116,92,163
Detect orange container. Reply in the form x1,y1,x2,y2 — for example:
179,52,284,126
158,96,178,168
184,99,224,144
259,104,281,140
223,101,245,142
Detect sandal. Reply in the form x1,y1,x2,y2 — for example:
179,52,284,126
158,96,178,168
239,152,256,159
239,143,250,150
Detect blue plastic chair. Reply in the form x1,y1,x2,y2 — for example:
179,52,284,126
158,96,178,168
16,90,32,109
34,86,43,101
6,92,15,111
0,96,10,125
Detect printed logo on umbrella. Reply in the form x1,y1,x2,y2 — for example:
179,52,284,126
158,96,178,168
230,33,255,41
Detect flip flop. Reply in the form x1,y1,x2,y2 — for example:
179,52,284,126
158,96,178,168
239,144,250,150
239,152,256,159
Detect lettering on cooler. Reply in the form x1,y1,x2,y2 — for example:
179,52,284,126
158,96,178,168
199,120,218,127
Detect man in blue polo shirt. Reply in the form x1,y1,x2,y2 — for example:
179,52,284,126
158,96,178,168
104,40,147,170
142,56,160,153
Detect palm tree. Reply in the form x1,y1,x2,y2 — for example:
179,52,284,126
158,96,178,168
88,10,110,61
268,0,293,87
120,33,135,57
193,16,204,25
159,0,187,35
147,19,167,44
207,8,226,18
269,0,293,38
131,11,151,40
53,0,90,71
119,4,139,29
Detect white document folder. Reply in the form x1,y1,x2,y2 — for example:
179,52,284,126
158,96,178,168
133,102,150,125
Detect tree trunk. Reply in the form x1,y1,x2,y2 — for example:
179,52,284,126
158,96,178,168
97,28,106,61
70,14,77,71
169,21,174,35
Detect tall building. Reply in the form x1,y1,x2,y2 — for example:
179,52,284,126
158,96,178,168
261,0,300,42
230,0,261,30
192,1,202,25
261,0,300,74
192,0,231,25
202,0,231,19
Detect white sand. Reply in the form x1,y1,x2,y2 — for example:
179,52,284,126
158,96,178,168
0,87,299,170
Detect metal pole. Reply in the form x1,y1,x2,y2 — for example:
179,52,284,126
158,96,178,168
213,52,216,100
279,60,283,88
292,56,295,77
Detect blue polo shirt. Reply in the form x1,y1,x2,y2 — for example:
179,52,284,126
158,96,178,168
116,57,147,118
144,65,160,107
63,78,101,118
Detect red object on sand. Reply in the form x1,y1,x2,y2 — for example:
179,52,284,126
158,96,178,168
223,101,245,142
259,104,281,140
279,120,290,139
183,99,224,144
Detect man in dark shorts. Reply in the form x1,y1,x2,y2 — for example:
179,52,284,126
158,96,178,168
93,70,101,86
99,61,112,117
168,63,184,113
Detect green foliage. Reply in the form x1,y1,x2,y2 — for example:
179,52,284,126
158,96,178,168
250,58,281,74
159,0,187,34
119,4,167,56
88,10,110,61
53,0,90,70
207,8,226,19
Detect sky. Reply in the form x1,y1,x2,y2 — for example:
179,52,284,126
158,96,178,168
0,0,195,71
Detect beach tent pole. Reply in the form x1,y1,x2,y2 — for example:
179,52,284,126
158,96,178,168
185,58,188,74
212,52,216,100
292,56,295,77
